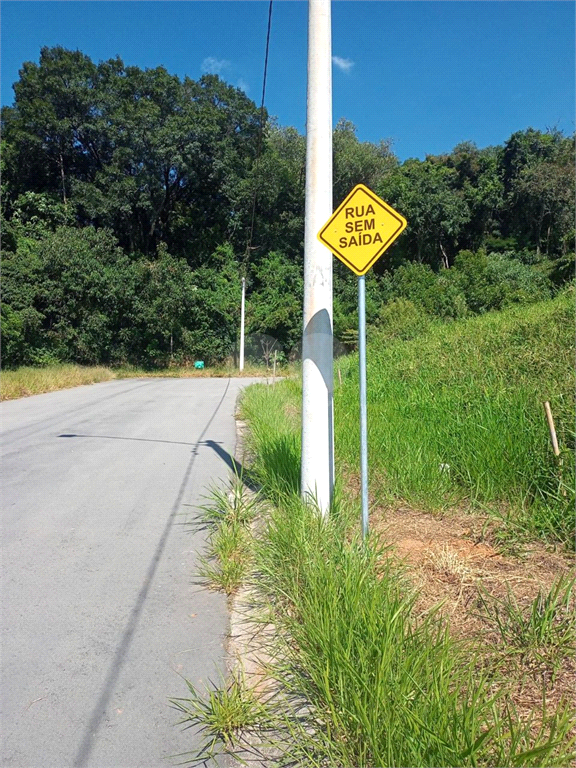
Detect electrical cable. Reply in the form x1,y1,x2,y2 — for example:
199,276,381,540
243,0,273,275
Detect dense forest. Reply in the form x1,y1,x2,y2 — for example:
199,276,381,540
2,47,574,368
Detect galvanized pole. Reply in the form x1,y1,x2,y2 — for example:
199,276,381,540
301,0,334,515
358,275,369,539
239,277,246,372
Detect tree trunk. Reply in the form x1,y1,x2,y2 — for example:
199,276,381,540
440,242,449,269
535,203,545,256
59,151,67,206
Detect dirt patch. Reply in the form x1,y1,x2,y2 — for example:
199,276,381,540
372,504,572,622
372,503,575,745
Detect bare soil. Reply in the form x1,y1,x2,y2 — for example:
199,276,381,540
371,502,575,743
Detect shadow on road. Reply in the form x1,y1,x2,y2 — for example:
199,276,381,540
58,432,255,484
67,379,241,766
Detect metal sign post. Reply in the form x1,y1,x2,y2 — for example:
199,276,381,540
317,183,407,539
358,274,369,539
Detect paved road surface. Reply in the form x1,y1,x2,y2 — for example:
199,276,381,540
1,377,263,768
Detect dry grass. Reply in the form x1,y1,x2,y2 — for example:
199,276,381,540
117,363,279,380
1,364,116,400
0,363,281,402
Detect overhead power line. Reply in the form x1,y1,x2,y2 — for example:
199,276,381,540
244,0,273,273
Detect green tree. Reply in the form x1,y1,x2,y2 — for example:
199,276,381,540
1,226,136,366
236,123,306,263
445,142,504,251
333,118,396,207
1,47,101,209
2,48,263,262
248,250,303,354
378,158,470,267
500,128,575,256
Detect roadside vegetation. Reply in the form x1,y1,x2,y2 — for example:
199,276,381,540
342,286,575,545
174,291,575,767
4,44,574,766
0,362,280,402
1,364,117,401
2,47,574,373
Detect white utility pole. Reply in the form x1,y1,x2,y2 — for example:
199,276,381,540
239,276,246,372
301,0,334,515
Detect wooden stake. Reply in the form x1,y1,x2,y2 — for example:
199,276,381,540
543,401,560,456
338,366,342,387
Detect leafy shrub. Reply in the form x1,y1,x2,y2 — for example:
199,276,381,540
371,298,433,342
452,249,553,313
1,230,243,369
391,262,468,320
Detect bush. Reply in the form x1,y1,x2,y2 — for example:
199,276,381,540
1,231,243,369
391,262,468,320
452,249,552,313
371,298,433,342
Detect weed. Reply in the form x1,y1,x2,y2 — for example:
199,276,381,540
426,544,471,578
1,361,292,401
198,519,251,595
242,292,575,545
478,574,575,669
194,477,259,595
198,478,261,528
249,494,575,767
239,382,301,500
1,364,115,400
171,674,268,765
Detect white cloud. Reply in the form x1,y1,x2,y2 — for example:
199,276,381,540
201,57,230,75
332,56,354,73
237,78,249,94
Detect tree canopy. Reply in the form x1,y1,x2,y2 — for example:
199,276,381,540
2,47,574,368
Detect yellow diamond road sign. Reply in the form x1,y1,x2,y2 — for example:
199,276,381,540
318,183,407,276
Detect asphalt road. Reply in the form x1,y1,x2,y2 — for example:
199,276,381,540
1,377,263,768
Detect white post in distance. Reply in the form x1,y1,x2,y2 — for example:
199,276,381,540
239,276,246,372
301,0,334,515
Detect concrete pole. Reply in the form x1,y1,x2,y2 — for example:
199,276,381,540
239,277,246,372
301,0,334,515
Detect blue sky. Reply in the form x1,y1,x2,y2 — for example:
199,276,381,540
1,1,574,161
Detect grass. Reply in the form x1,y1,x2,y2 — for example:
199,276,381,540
348,289,575,544
251,496,574,767
478,574,575,672
195,477,260,595
0,361,283,401
171,673,267,765
172,293,575,767
0,363,116,400
172,478,270,765
226,308,576,765
180,472,575,766
245,290,575,546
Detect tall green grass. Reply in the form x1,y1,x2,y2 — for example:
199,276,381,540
241,379,302,500
341,289,575,542
246,290,575,544
237,383,575,767
252,498,573,767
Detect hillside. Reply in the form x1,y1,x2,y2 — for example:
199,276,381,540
231,290,575,768
336,287,575,544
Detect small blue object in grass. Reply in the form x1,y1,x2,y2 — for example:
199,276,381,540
194,361,205,370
